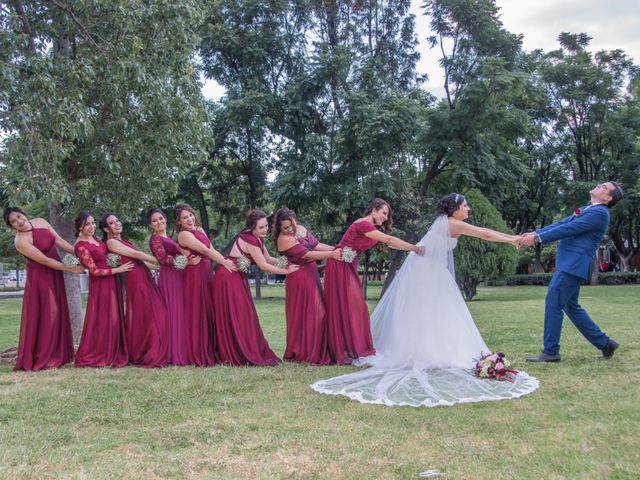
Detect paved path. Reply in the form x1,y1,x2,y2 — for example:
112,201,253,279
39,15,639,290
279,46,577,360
0,290,23,299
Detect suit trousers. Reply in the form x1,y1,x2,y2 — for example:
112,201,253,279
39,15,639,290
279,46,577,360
543,271,609,355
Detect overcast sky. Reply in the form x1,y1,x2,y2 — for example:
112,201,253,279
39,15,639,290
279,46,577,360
202,0,640,100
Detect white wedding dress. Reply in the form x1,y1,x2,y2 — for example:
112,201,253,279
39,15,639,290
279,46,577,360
310,215,539,407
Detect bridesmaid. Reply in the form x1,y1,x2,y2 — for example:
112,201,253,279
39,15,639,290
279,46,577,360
148,208,199,365
324,198,425,365
101,213,168,368
175,203,236,366
273,208,342,364
4,207,83,371
74,211,134,368
213,209,299,366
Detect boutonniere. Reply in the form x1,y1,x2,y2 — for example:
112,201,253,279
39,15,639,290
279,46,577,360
574,208,581,216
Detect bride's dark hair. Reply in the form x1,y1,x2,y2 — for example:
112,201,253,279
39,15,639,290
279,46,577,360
435,193,465,217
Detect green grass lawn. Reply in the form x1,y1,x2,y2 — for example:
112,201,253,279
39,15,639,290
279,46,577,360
0,285,639,479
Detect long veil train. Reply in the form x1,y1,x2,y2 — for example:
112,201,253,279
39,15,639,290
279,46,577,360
310,216,539,407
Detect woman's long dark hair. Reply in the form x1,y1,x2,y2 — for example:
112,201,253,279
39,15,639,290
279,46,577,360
3,207,27,229
74,211,93,238
245,208,267,231
173,204,198,232
271,207,297,250
364,198,393,234
98,213,117,242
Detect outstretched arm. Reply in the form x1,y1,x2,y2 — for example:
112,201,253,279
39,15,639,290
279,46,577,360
364,230,424,254
536,209,609,244
449,218,518,244
106,239,157,264
244,242,299,275
178,230,236,272
15,237,81,272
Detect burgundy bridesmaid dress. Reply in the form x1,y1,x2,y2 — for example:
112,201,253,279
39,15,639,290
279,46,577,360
14,227,74,371
324,221,379,364
149,234,188,365
213,231,279,366
111,239,168,368
181,229,216,366
281,231,330,364
75,238,128,368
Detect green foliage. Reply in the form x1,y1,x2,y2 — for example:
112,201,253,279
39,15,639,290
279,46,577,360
455,189,518,300
1,0,210,218
502,272,640,286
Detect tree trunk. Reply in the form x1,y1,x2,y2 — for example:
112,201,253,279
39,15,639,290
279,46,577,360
619,254,631,272
532,244,543,273
254,267,262,299
49,203,83,344
381,250,405,296
191,177,210,235
590,257,600,285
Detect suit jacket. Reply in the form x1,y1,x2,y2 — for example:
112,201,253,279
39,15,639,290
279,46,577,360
536,204,610,280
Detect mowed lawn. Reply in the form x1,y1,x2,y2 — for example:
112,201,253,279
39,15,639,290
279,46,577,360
0,285,638,479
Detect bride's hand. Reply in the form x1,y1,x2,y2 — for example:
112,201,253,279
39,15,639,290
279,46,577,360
413,245,426,256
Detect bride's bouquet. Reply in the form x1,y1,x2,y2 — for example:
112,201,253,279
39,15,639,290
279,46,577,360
472,352,519,382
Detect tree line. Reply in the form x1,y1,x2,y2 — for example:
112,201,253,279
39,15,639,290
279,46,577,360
1,0,639,317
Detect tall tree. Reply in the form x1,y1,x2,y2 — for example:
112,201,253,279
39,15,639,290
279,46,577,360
419,0,528,200
1,0,209,337
540,33,640,275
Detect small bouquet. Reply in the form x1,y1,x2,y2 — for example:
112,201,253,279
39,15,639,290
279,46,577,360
341,246,357,263
173,255,188,270
106,253,122,268
275,255,289,269
62,254,81,267
236,255,251,274
472,352,519,382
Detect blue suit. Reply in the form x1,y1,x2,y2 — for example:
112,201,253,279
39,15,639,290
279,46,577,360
536,204,611,355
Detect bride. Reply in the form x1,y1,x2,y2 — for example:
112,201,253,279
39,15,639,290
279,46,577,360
310,193,539,407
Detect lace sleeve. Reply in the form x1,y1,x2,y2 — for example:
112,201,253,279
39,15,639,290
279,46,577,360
149,235,175,266
75,245,113,277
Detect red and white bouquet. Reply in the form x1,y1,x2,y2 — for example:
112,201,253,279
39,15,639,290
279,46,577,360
472,352,519,382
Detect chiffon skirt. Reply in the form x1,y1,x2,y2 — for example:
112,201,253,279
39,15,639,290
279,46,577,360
14,263,74,371
284,262,330,364
158,266,188,365
75,275,128,368
324,258,375,365
213,267,279,366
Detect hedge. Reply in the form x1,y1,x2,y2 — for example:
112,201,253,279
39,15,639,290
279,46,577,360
497,272,640,286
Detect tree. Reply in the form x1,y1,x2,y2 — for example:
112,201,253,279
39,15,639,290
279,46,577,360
454,189,517,300
539,33,639,277
1,0,210,338
418,0,529,200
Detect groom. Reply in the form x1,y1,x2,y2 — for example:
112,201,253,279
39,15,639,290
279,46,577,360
519,182,624,362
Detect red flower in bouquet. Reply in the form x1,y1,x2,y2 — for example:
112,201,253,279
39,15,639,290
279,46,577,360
472,352,519,382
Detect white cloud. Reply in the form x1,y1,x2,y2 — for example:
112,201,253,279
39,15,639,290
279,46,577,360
414,0,640,94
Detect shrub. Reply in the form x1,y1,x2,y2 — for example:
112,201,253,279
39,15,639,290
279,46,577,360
455,190,518,300
502,271,640,286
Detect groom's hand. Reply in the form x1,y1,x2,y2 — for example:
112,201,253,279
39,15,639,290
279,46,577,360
519,233,536,247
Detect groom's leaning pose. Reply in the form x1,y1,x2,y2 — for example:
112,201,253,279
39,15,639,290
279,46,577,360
520,182,624,362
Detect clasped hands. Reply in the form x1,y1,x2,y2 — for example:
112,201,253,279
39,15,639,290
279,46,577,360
511,232,538,249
